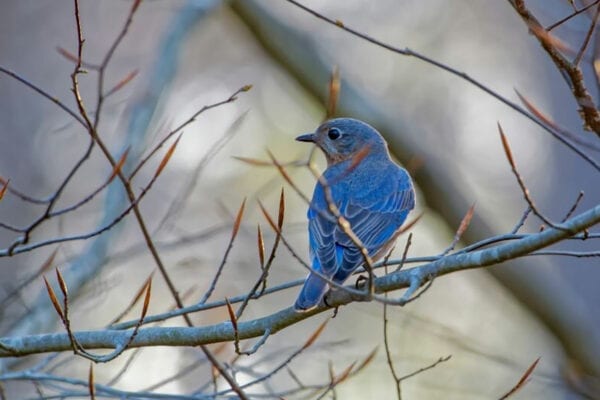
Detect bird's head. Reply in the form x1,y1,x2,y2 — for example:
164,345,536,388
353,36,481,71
295,118,388,166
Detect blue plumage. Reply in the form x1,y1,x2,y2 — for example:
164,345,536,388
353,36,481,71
294,118,415,311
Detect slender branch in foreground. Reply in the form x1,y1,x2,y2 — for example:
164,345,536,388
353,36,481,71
1,203,597,358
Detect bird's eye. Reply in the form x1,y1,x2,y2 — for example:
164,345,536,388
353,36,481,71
327,127,341,140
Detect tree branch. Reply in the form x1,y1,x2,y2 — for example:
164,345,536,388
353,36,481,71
1,202,597,359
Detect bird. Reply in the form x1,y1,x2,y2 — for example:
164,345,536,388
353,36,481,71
293,118,415,311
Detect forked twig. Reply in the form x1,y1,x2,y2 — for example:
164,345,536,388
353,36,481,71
498,124,564,230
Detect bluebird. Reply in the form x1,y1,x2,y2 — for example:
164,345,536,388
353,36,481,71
293,118,415,311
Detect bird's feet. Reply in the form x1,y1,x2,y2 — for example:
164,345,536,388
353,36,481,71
323,293,339,318
354,273,377,290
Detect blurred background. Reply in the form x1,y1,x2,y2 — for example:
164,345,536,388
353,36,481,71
0,0,598,398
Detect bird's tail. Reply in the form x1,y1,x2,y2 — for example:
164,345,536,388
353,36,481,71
294,273,328,312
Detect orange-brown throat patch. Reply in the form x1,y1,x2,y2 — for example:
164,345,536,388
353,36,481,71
347,145,371,172
326,144,371,168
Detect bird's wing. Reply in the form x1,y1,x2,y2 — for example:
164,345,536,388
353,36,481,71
307,167,414,281
307,199,340,277
333,185,414,279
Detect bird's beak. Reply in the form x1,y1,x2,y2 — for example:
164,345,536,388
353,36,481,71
295,133,316,143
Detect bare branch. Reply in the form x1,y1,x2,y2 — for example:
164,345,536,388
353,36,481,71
2,202,597,358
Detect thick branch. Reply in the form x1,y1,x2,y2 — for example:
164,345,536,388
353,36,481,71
1,203,597,359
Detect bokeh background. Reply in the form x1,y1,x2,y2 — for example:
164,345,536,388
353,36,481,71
0,0,598,398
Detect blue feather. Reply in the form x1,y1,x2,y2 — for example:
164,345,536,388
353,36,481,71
293,118,415,311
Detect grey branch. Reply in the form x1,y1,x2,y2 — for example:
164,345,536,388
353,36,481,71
1,203,597,360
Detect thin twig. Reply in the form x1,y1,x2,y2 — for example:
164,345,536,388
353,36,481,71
498,123,564,230
397,355,452,383
198,199,246,304
511,207,532,234
516,90,600,152
0,66,86,128
236,190,285,319
561,191,585,222
394,233,413,272
213,320,329,395
439,204,475,256
574,4,600,65
128,86,250,180
546,0,600,31
383,273,402,399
